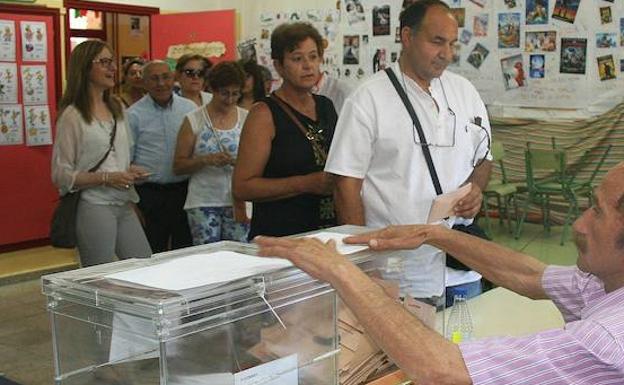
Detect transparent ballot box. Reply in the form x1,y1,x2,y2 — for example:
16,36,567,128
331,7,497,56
43,241,339,385
42,225,446,385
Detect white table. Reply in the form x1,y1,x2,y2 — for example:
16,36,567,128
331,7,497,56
468,287,564,339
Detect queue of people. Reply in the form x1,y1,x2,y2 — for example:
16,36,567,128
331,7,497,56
50,2,623,382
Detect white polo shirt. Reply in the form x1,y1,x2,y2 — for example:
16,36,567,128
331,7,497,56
325,62,491,297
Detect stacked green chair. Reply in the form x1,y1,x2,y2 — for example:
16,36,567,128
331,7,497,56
514,142,611,245
482,141,517,236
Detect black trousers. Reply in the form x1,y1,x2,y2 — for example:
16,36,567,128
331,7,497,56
135,181,192,253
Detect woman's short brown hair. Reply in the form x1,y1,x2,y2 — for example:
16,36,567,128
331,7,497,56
270,22,324,63
175,54,212,73
208,61,246,91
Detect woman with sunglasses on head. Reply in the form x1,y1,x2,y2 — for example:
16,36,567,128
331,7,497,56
175,54,213,107
173,61,250,244
233,23,338,239
119,57,145,108
52,40,151,267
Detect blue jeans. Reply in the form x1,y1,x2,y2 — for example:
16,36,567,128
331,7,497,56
445,280,483,307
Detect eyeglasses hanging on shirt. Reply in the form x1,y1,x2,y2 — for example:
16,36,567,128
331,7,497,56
401,73,490,168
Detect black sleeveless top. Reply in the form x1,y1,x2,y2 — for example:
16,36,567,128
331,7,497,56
248,94,338,239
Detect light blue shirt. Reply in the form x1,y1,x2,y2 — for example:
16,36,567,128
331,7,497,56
128,93,196,184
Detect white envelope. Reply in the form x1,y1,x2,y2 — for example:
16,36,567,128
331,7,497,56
426,183,472,224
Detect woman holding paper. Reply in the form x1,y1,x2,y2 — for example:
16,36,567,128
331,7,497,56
232,22,338,239
52,40,151,266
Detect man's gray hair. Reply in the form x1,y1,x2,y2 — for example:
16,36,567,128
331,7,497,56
142,60,170,77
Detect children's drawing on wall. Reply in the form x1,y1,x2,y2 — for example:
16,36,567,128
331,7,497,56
467,43,489,69
526,0,549,24
473,14,489,36
529,54,545,78
25,105,52,146
560,38,586,74
20,65,48,105
500,54,525,90
0,20,16,62
498,13,521,48
552,0,580,24
372,5,391,36
525,31,556,52
20,21,47,62
597,55,616,81
0,105,23,146
0,62,18,104
343,35,360,65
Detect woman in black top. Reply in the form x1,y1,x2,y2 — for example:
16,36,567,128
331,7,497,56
233,22,337,239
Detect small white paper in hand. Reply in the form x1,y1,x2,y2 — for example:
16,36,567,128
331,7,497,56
427,183,472,224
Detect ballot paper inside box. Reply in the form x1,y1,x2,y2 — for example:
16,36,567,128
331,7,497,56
42,241,340,385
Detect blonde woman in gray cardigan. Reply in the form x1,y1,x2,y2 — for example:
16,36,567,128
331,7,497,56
52,40,151,266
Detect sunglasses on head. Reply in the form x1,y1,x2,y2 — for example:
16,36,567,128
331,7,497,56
183,68,205,78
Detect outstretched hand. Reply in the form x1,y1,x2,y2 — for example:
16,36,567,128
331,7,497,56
344,225,439,251
255,236,349,282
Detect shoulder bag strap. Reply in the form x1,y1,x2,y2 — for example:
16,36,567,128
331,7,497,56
88,117,117,173
201,107,228,154
270,93,327,163
384,67,443,196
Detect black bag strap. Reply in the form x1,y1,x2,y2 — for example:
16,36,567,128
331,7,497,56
88,117,117,173
385,67,443,196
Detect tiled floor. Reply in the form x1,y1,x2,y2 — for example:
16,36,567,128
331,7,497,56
0,222,579,385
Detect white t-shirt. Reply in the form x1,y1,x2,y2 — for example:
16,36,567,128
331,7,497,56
325,62,491,297
184,106,248,209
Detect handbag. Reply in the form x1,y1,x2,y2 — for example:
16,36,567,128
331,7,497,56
49,118,117,248
385,68,488,270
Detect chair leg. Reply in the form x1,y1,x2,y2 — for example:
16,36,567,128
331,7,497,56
504,196,513,234
496,196,503,225
560,193,580,246
515,193,531,239
483,195,492,238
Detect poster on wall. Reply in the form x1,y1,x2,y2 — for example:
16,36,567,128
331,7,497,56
0,62,18,104
525,31,556,52
529,54,545,78
343,35,360,65
467,43,489,68
0,104,23,146
24,105,52,146
372,5,391,36
597,55,616,81
560,38,586,74
20,21,47,62
526,0,549,25
552,0,580,24
498,13,521,48
20,65,48,105
500,54,525,90
473,14,489,36
0,20,16,62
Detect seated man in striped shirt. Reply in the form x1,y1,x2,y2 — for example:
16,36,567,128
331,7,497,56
255,162,624,384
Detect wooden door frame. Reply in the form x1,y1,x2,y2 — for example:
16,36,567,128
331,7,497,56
63,0,159,67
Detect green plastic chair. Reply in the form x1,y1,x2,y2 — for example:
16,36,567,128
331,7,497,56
482,141,517,236
514,143,611,245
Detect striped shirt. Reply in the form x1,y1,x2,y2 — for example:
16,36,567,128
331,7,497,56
460,265,624,384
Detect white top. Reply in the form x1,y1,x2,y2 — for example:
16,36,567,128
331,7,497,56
200,91,213,106
184,105,248,209
51,105,138,205
325,62,491,297
313,73,356,114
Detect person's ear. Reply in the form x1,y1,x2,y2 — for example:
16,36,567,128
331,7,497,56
400,26,414,47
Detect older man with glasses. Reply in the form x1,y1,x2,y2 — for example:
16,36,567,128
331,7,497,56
127,60,197,253
325,0,493,305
